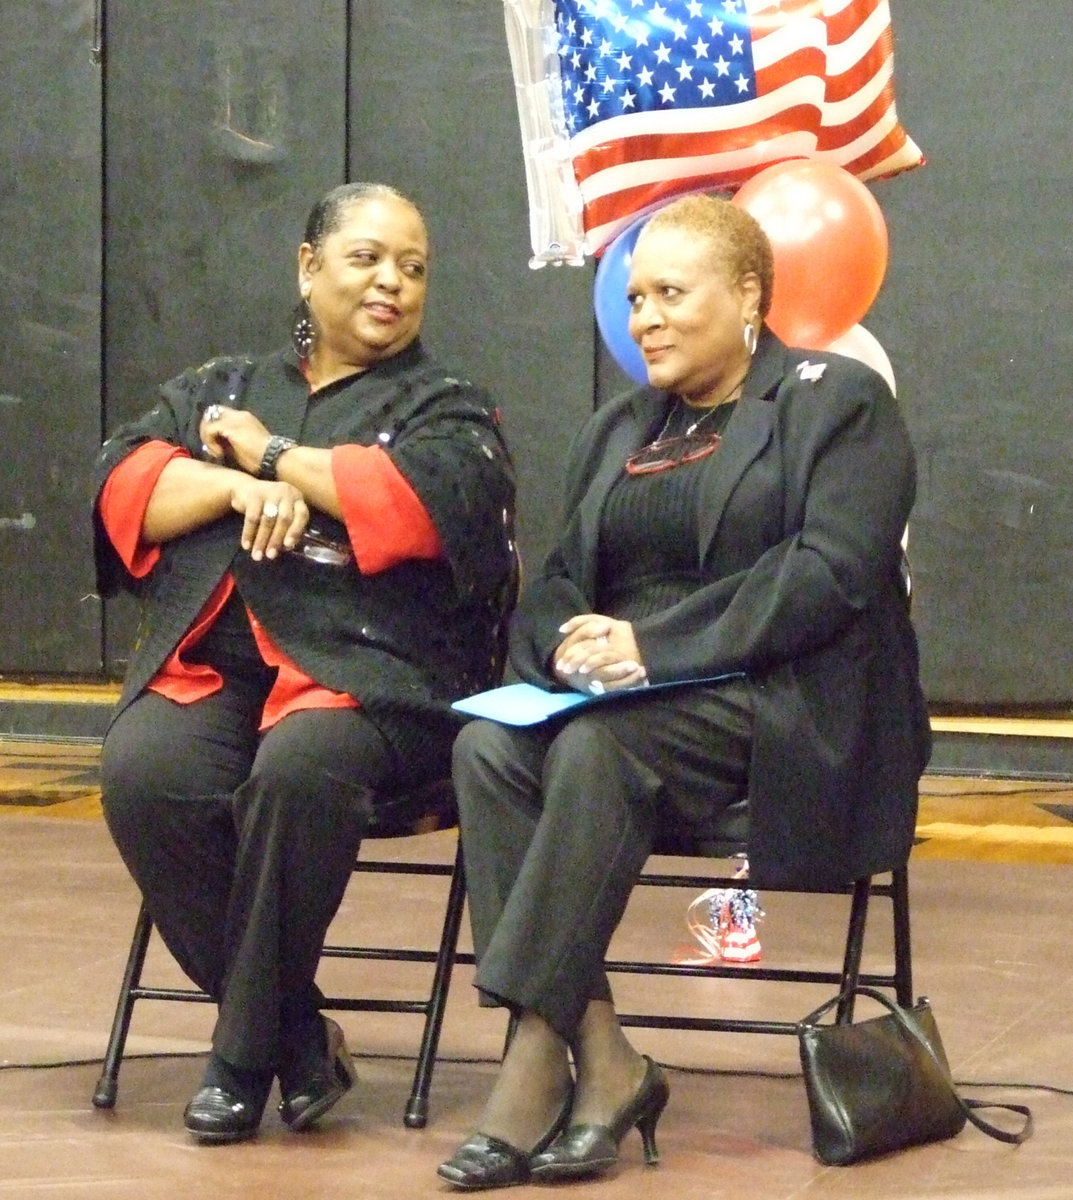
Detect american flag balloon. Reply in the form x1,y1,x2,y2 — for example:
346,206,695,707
503,0,922,264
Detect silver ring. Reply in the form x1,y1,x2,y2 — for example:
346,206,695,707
205,404,223,423
262,502,279,520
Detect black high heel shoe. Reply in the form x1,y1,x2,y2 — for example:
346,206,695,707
437,1089,573,1191
528,1055,669,1181
278,1016,358,1131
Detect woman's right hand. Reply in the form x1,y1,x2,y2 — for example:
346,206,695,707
229,476,310,561
553,614,648,694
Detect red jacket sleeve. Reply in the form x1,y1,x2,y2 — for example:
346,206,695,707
98,441,190,578
331,443,444,573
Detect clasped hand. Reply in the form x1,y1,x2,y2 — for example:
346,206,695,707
554,615,648,694
198,405,308,561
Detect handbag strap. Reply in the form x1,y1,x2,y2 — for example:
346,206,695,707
800,986,1034,1145
960,1097,1034,1144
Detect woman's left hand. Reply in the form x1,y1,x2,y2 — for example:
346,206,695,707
554,615,648,694
200,405,273,476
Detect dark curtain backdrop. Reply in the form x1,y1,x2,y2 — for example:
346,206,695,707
867,0,1073,705
1,0,1069,714
99,0,348,670
0,1,101,672
346,1,596,582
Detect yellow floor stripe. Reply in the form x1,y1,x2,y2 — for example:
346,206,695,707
2,741,1073,862
917,793,1073,826
930,715,1073,737
914,823,1073,864
0,682,120,704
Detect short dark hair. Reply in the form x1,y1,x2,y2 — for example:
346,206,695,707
641,193,775,318
302,182,421,250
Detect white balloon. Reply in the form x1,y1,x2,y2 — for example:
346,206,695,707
823,324,896,396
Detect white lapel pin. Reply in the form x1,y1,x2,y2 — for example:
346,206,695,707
796,360,827,382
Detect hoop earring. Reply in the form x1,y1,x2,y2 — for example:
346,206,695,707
743,322,758,356
291,299,317,359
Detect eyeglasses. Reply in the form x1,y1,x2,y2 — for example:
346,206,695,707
284,527,353,567
624,431,723,476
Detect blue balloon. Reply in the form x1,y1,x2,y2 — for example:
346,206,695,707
593,217,649,385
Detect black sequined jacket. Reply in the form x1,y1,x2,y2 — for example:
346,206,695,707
92,339,516,785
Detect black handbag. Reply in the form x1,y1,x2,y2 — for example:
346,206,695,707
797,985,1033,1165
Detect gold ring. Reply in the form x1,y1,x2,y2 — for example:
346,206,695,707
262,502,279,520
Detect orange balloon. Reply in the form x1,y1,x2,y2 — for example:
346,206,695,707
733,160,889,349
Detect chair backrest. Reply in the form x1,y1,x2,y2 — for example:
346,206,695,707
683,798,750,860
368,776,457,838
366,545,521,840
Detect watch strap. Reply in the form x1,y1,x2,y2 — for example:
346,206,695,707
258,435,297,480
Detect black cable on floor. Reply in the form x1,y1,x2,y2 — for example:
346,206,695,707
5,1051,1073,1099
658,1059,1073,1096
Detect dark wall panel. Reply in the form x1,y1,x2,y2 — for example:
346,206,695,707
0,2,102,673
868,1,1073,705
10,0,1071,725
347,0,597,577
102,0,348,675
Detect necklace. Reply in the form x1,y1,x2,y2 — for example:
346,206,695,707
656,377,745,442
624,377,746,477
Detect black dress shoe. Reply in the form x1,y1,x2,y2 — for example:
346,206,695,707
529,1055,670,1181
438,1091,573,1190
183,1086,263,1144
278,1016,358,1131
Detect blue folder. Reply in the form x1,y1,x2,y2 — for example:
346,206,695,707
452,675,740,727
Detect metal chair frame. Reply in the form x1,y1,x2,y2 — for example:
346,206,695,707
92,838,473,1129
615,859,912,1035
94,827,911,1124
93,551,520,1128
611,558,917,1034
93,511,912,1119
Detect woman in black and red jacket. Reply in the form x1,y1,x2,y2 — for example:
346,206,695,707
93,182,514,1145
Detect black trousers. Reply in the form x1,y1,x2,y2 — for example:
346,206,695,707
100,680,398,1073
452,680,754,1042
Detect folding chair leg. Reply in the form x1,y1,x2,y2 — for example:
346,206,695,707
403,840,467,1129
891,865,913,1005
92,902,154,1109
834,879,872,1024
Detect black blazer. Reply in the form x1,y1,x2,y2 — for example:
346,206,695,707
93,340,516,785
511,327,930,887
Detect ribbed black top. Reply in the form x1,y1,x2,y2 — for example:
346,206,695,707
596,399,736,620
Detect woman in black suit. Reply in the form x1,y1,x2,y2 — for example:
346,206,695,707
438,192,930,1189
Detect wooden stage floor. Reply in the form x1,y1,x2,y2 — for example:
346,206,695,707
7,735,1073,861
1,735,1072,1198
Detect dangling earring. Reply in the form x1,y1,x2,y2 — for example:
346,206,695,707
291,298,317,359
743,321,758,356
